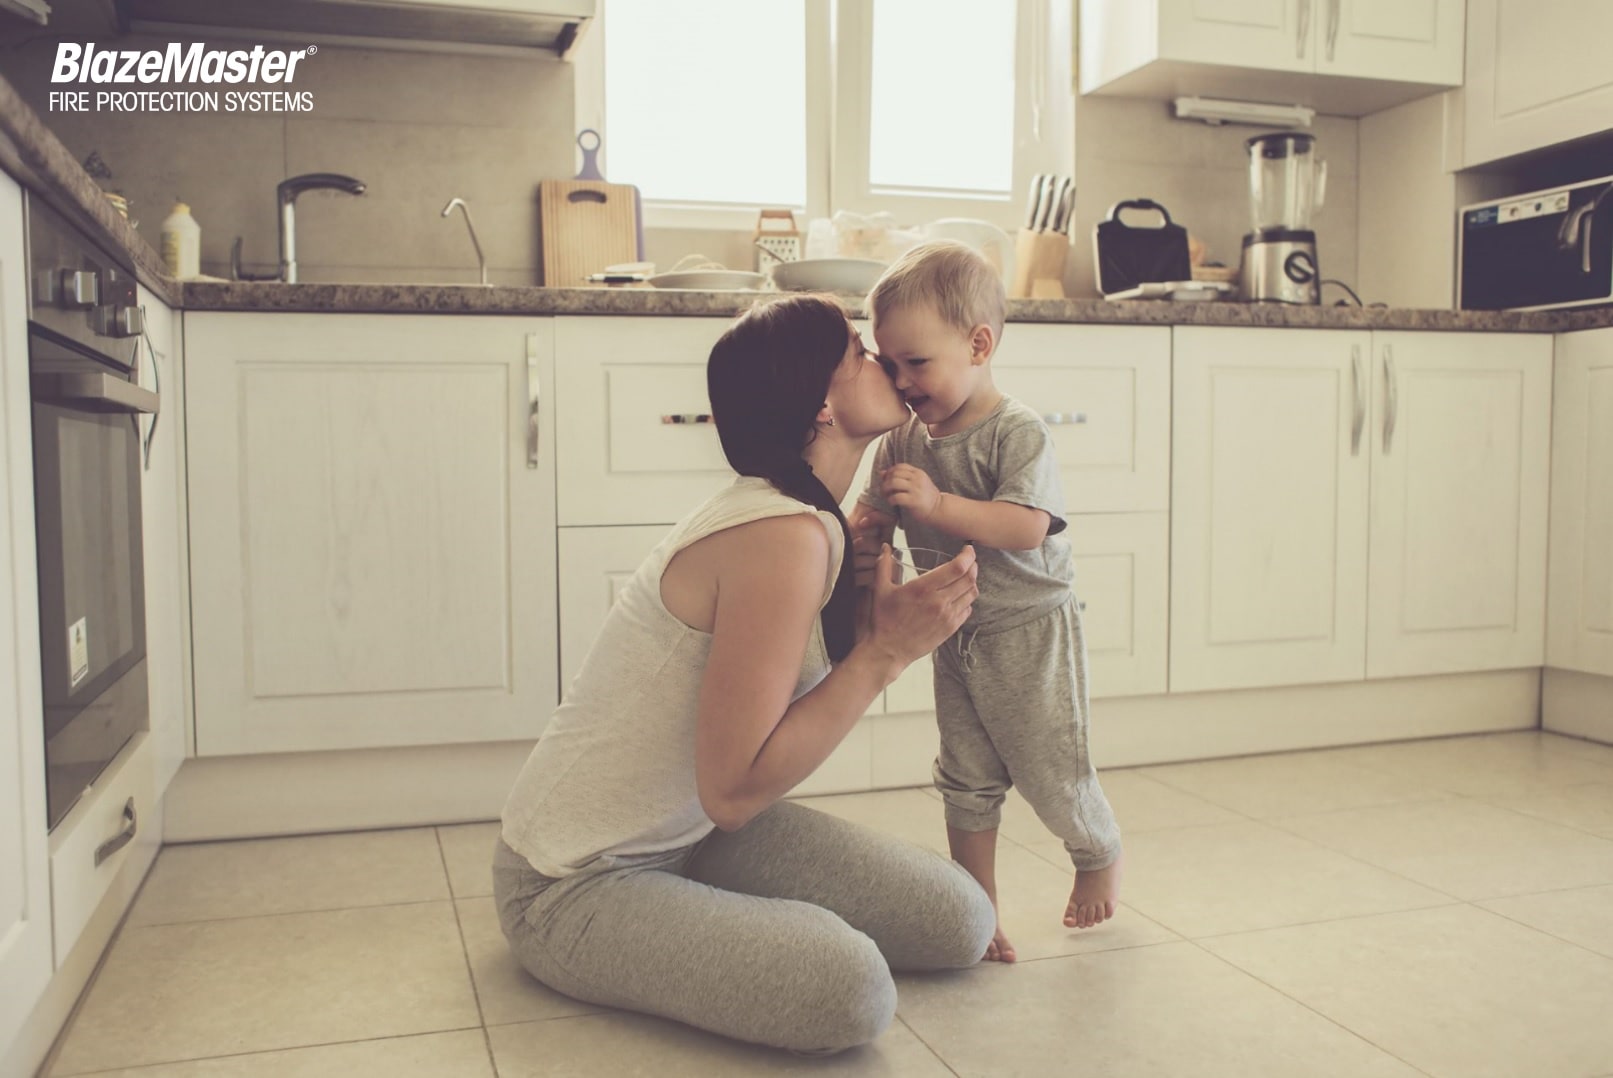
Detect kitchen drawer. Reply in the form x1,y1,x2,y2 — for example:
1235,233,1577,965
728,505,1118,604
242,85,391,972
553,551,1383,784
49,732,157,966
555,317,736,526
994,324,1171,513
1071,512,1170,698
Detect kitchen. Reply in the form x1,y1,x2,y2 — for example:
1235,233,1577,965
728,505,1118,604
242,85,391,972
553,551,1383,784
2,0,1612,1075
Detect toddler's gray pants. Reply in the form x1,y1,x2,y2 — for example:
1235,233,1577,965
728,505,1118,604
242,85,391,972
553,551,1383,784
493,800,994,1053
933,596,1123,870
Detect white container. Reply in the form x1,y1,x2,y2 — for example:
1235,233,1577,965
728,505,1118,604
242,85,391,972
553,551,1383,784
160,201,200,279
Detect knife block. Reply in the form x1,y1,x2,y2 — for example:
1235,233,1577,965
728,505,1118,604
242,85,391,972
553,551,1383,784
1010,229,1069,299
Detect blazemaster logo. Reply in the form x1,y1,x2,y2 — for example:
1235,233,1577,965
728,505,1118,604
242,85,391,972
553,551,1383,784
49,42,319,113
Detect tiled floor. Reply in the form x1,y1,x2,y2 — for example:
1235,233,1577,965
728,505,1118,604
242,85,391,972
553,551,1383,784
43,731,1613,1077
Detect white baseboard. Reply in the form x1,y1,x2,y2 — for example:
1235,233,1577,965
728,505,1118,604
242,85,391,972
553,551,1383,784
164,670,1543,841
1542,668,1613,745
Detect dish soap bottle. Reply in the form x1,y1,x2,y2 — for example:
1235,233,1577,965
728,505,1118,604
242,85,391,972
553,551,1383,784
160,201,201,279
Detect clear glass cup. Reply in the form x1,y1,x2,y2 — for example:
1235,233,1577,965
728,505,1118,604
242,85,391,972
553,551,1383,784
887,545,952,585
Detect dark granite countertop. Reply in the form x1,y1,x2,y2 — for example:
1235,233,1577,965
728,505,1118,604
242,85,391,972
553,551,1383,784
5,72,1611,334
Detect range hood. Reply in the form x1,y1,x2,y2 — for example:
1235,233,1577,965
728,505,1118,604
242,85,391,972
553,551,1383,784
117,0,595,57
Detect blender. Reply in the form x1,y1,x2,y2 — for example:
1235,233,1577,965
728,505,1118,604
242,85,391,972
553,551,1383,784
1239,132,1326,304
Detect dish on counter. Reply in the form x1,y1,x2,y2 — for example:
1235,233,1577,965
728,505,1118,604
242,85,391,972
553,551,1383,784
648,270,767,290
1103,280,1234,302
769,257,886,295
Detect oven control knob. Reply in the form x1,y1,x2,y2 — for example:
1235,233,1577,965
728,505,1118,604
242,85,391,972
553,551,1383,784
57,269,100,308
91,304,145,338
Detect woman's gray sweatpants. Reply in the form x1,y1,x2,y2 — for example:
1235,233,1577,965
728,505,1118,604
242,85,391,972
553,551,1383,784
933,596,1123,871
492,800,995,1053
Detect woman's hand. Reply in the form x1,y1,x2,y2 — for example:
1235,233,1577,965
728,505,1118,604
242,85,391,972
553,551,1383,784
848,505,896,589
867,542,978,666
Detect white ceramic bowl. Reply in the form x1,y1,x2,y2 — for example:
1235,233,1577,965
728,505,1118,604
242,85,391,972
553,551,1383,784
648,270,767,290
770,258,887,295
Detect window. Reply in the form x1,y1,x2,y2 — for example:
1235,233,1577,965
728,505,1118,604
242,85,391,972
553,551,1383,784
588,0,1072,231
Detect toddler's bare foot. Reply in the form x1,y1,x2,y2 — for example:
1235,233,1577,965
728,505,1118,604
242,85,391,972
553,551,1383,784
984,920,1017,963
1064,849,1124,929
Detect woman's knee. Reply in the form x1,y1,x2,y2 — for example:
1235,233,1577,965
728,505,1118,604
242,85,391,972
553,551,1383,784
784,931,896,1053
930,861,996,968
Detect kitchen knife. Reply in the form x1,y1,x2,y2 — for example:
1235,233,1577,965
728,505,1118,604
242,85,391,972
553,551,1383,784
1048,176,1072,233
1033,176,1058,231
1025,174,1046,231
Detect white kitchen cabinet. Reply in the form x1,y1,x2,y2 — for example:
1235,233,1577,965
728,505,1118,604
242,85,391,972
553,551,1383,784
994,324,1171,513
1171,327,1373,692
1459,0,1613,168
1071,512,1171,697
0,169,53,1056
1081,0,1463,115
1366,332,1551,678
1548,328,1613,677
185,314,558,754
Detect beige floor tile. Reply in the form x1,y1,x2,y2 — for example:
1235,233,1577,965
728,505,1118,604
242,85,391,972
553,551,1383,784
1484,782,1613,839
487,1012,952,1076
58,1030,495,1077
983,846,1179,961
1139,749,1455,818
896,942,1423,1077
1277,798,1613,900
1203,904,1613,1078
794,789,951,853
1098,820,1451,938
438,821,501,898
455,897,605,1026
128,829,449,926
51,903,480,1075
1479,884,1613,959
993,773,1242,845
1326,732,1613,797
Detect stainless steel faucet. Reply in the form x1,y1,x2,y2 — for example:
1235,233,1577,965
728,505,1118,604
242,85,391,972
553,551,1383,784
278,173,366,283
440,198,489,285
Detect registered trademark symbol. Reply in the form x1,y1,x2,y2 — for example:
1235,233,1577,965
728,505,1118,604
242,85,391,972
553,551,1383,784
306,45,317,54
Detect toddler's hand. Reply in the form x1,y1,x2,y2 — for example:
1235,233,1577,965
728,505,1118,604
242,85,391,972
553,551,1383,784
880,465,942,524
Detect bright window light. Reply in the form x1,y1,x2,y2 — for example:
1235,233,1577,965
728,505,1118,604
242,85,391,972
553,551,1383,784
603,0,806,205
868,0,1015,193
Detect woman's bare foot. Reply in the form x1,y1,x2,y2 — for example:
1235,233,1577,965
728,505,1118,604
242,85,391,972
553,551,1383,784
984,918,1017,963
1064,849,1124,929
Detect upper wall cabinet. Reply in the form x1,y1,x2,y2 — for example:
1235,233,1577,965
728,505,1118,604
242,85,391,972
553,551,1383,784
1080,0,1465,116
1457,0,1613,168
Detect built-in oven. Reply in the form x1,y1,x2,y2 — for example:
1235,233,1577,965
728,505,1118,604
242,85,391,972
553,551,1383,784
26,195,158,830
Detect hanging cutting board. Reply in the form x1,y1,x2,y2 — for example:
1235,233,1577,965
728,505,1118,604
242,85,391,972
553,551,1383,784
539,180,640,287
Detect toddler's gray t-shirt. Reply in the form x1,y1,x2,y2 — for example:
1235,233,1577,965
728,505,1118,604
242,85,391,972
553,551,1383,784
858,395,1074,633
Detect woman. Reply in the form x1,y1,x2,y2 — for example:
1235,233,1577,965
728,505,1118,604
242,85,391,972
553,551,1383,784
494,294,993,1054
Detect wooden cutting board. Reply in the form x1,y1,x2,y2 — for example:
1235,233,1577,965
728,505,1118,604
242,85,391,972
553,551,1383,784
539,180,640,287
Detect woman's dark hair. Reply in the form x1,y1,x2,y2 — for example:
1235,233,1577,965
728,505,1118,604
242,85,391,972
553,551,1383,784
707,294,857,661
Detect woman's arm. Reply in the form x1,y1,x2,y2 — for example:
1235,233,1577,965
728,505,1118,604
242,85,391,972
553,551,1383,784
694,515,975,830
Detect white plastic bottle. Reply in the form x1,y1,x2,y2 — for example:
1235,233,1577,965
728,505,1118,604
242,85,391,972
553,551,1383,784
160,201,201,279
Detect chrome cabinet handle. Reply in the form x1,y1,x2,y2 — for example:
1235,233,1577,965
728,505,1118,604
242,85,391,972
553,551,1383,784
661,414,714,424
1382,344,1399,455
94,798,138,867
1042,412,1087,426
1326,0,1341,60
525,333,542,470
140,308,161,471
1350,344,1365,456
1297,0,1313,58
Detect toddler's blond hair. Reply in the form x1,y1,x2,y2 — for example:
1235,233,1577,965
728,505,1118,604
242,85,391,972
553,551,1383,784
868,240,1006,341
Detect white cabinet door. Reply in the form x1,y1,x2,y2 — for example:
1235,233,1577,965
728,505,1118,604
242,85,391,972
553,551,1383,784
1071,512,1170,697
554,317,736,527
0,170,52,1054
994,324,1171,513
1159,0,1314,72
1549,329,1613,676
1171,327,1371,692
1319,0,1463,84
137,286,189,794
1367,332,1551,678
186,314,558,754
1461,0,1613,167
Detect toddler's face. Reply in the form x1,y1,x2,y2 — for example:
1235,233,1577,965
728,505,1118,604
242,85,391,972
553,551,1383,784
872,303,988,431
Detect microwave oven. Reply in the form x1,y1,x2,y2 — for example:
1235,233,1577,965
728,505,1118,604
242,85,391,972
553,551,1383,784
1459,175,1613,311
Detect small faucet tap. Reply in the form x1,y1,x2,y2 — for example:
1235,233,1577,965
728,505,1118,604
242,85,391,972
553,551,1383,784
441,197,488,285
278,172,366,283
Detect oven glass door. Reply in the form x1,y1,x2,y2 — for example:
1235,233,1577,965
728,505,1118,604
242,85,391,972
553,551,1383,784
30,327,149,828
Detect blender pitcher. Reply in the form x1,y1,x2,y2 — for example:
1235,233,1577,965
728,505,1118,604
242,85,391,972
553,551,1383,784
1240,132,1326,304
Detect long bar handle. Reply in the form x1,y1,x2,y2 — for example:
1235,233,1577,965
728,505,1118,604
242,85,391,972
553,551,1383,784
94,798,138,867
1042,412,1088,426
525,333,542,470
1326,0,1341,61
1382,344,1399,455
1297,0,1313,58
1350,344,1365,456
661,414,714,425
34,372,160,415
